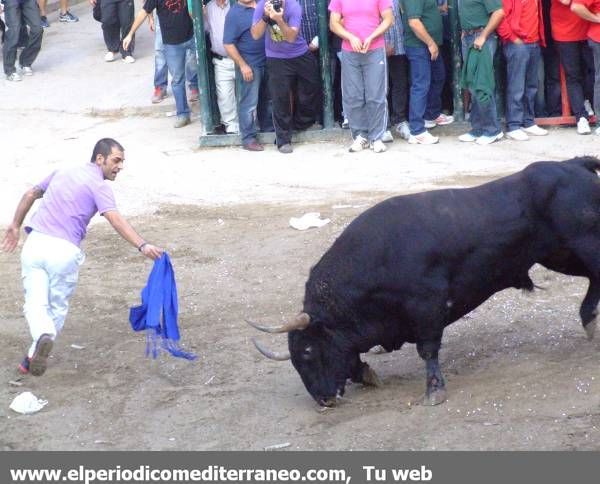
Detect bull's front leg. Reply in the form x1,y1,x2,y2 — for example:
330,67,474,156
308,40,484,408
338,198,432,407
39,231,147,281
417,341,447,406
580,277,600,340
349,355,382,387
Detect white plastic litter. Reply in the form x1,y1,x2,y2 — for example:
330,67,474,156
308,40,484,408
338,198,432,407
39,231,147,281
289,212,330,231
9,391,48,414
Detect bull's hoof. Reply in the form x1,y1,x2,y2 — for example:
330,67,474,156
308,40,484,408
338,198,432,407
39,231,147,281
584,320,596,340
421,388,447,406
361,365,382,387
369,345,388,354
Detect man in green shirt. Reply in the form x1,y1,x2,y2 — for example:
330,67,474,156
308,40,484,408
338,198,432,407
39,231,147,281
402,0,454,145
458,0,505,145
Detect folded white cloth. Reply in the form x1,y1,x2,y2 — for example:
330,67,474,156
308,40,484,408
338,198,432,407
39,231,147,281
289,212,330,231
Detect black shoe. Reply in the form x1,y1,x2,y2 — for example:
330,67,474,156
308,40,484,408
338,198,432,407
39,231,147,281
40,16,50,29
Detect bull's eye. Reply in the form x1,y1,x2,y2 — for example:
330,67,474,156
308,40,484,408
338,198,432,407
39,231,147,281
302,346,313,360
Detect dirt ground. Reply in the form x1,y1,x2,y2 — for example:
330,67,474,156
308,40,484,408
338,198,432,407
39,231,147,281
1,187,600,451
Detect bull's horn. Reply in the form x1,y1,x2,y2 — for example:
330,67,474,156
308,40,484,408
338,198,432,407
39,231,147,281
252,338,291,361
245,313,310,333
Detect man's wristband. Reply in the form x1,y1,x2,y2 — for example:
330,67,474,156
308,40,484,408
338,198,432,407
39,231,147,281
262,14,270,23
138,242,148,252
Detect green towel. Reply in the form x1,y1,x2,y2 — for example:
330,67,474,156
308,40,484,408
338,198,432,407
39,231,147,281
461,45,495,105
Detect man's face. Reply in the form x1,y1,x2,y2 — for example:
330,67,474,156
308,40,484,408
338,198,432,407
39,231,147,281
96,147,124,181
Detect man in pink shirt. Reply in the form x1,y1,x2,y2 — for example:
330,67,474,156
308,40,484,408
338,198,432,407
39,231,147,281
1,138,163,377
329,0,394,153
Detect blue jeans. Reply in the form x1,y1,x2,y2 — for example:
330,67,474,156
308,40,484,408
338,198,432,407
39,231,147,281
503,42,541,131
163,37,196,118
405,45,445,135
461,33,501,137
238,64,273,145
154,17,198,90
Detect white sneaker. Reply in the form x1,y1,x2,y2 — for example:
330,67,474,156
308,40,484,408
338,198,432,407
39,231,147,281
458,132,478,142
395,121,410,140
424,113,455,128
104,52,116,62
381,130,394,143
341,117,349,129
595,126,600,136
349,135,369,152
408,130,439,145
123,55,135,64
577,117,591,135
584,99,594,117
476,131,504,145
523,124,548,136
371,139,387,153
6,72,22,82
506,129,529,141
21,66,33,76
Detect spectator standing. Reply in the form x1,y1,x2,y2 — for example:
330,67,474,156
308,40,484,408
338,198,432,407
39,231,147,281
251,0,321,154
37,0,78,28
2,0,43,81
92,0,136,63
385,0,410,141
329,0,394,153
402,0,454,145
224,0,273,151
205,0,240,134
124,0,196,128
458,0,505,145
299,0,319,51
497,0,548,140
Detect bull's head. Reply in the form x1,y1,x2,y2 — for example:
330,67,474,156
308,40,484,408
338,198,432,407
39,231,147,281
247,313,361,407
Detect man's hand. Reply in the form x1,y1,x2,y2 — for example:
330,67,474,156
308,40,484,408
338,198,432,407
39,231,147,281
1,224,20,253
512,37,524,44
123,34,133,51
148,15,155,32
473,34,487,50
267,3,284,24
428,42,439,61
240,64,254,82
141,243,164,260
361,35,374,53
349,34,363,52
385,44,395,57
89,0,96,5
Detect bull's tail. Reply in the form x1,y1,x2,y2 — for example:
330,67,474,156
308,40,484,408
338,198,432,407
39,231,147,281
566,156,600,174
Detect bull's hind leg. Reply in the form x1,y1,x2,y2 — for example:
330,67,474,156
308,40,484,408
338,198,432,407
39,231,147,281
580,278,600,340
417,340,447,406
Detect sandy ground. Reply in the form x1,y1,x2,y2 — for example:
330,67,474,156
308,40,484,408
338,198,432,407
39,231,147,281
2,4,600,451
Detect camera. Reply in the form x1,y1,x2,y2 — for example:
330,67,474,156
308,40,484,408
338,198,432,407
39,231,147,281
272,0,282,12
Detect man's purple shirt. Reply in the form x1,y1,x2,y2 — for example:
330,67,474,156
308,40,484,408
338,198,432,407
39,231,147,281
252,0,308,59
27,163,117,247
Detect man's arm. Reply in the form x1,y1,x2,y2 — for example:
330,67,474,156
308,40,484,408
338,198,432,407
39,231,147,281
251,1,270,39
571,3,600,22
408,18,439,60
362,8,394,52
103,210,163,260
123,8,151,51
473,8,505,50
269,4,300,43
224,43,254,82
1,187,44,253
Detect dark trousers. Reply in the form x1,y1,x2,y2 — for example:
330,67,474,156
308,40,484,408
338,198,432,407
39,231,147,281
590,40,600,119
555,40,594,120
541,44,561,117
387,54,409,125
101,0,135,57
2,0,43,76
266,51,321,147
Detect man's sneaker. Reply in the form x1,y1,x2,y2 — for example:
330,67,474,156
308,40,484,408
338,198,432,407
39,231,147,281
424,113,454,128
349,134,369,152
18,356,31,375
381,130,394,143
523,124,548,136
58,11,79,22
151,87,167,104
40,16,50,28
595,126,600,136
341,117,349,129
371,139,387,153
395,121,410,140
506,128,529,141
584,99,594,116
104,51,116,62
123,55,135,64
6,72,22,81
174,116,191,128
188,88,199,102
577,117,591,135
458,132,478,142
476,131,504,145
29,334,54,376
408,130,439,145
21,66,33,76
278,143,293,154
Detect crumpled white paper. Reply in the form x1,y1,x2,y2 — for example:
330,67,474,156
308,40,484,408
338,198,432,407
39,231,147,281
9,391,48,414
289,212,331,231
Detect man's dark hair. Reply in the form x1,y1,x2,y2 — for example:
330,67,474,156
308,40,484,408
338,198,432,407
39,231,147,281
90,138,124,162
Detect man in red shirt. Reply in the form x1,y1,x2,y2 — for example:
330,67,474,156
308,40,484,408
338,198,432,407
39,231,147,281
572,0,600,135
497,0,548,140
551,0,594,134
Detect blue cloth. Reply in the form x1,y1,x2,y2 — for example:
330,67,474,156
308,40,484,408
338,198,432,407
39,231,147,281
223,2,266,67
129,253,196,360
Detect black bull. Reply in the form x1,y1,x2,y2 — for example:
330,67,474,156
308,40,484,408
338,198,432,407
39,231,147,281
248,157,600,407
